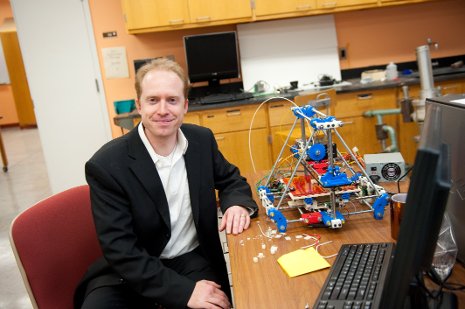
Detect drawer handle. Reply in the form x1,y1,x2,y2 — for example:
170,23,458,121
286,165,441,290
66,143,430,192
206,115,215,118
226,109,241,117
169,19,184,24
296,4,312,10
270,104,285,108
357,94,373,100
215,136,225,141
195,16,211,22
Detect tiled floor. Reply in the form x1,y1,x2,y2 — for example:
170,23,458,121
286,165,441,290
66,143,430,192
0,127,52,309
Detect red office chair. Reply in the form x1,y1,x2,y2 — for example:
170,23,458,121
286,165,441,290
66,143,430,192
9,185,102,309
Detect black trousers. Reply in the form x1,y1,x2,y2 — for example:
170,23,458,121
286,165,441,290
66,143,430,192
80,248,224,309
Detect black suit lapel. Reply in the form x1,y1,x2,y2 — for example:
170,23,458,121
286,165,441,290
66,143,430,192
126,129,171,230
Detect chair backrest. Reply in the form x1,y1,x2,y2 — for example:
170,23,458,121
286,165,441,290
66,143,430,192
9,185,102,309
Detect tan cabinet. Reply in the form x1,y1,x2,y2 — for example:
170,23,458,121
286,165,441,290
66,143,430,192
184,111,201,125
397,78,465,165
438,79,464,95
268,100,297,162
334,89,398,155
121,0,436,33
201,104,272,175
254,0,316,18
215,129,271,174
121,0,189,31
121,0,252,33
188,0,252,24
317,0,377,9
380,0,432,4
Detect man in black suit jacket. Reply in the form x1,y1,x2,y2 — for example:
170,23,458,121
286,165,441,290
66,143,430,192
75,58,258,309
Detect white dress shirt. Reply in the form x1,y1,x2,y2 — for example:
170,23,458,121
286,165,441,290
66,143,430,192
138,123,199,259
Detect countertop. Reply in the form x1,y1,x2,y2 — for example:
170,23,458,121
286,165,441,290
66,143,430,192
114,68,465,118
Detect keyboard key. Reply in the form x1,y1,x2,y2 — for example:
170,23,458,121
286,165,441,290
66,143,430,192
316,301,327,309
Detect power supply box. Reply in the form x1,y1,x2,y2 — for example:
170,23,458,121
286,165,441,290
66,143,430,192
364,152,406,182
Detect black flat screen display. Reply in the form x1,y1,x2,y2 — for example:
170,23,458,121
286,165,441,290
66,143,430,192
184,31,239,87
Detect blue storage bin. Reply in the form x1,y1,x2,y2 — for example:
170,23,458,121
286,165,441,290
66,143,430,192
114,99,136,114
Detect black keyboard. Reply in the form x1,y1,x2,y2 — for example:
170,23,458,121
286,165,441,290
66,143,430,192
314,242,395,309
197,92,254,105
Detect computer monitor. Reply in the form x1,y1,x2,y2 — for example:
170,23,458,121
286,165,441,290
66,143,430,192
183,31,240,90
380,102,453,308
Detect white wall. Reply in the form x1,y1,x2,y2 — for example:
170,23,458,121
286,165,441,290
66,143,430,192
10,0,111,193
238,15,341,91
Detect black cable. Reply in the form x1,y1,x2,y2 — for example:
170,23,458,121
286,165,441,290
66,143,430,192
397,164,414,193
427,267,465,292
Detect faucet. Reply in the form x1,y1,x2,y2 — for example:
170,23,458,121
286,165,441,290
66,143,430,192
426,38,439,68
426,38,439,50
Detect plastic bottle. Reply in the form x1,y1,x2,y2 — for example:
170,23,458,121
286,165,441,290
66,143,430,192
386,62,398,80
431,214,458,281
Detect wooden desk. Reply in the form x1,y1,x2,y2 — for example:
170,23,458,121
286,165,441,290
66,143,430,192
227,179,465,308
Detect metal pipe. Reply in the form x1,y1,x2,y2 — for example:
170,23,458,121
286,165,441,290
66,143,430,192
353,194,381,200
346,209,373,216
416,45,436,103
382,125,398,152
364,108,401,120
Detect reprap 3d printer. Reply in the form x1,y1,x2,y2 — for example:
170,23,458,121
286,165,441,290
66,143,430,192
257,94,390,233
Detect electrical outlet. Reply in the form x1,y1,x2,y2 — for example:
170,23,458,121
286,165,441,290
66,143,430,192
339,47,347,60
103,31,117,38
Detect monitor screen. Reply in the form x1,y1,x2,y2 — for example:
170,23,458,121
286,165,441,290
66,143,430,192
183,31,240,88
380,101,452,308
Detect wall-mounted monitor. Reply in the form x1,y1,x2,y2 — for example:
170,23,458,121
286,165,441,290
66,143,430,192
183,31,240,89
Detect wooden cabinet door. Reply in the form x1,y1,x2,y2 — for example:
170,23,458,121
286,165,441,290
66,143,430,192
380,0,432,3
202,104,267,134
396,79,465,165
438,80,464,95
122,0,189,30
270,124,307,163
188,0,252,23
334,89,397,118
335,116,394,155
184,112,201,125
334,89,398,155
254,0,316,17
317,0,377,9
214,128,272,175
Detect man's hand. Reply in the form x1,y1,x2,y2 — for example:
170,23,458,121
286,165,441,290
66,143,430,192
187,280,231,309
219,205,250,235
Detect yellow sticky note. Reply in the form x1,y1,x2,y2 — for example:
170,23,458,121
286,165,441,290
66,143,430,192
277,247,331,277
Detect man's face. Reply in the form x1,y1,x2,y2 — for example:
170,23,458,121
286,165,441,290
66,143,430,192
136,69,188,143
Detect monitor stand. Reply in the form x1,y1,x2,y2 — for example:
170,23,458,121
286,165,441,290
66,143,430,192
406,280,457,309
188,81,245,99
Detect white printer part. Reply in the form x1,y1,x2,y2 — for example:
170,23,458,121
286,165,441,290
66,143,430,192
364,152,406,182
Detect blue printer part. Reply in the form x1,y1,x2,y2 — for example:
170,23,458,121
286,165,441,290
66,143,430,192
267,208,288,233
307,143,326,161
373,193,389,220
321,210,345,228
320,166,353,188
292,105,316,119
